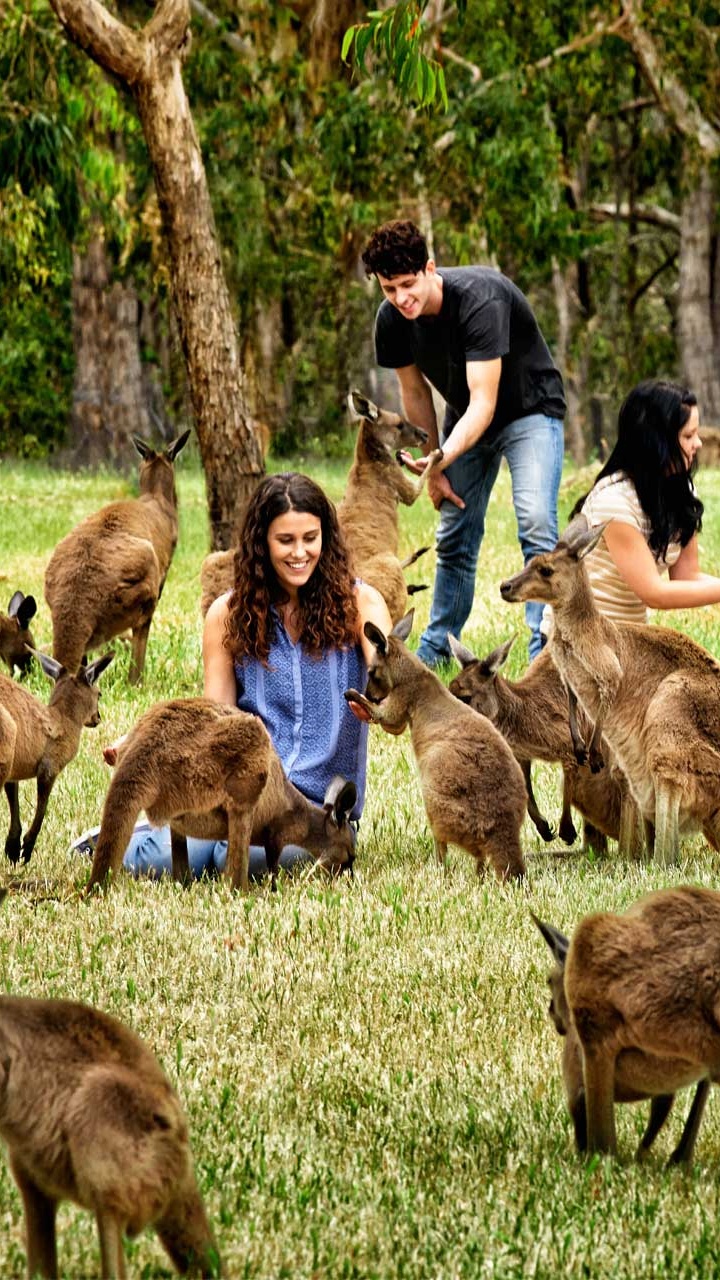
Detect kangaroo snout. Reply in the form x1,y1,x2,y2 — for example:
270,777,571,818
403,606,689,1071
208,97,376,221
499,576,522,602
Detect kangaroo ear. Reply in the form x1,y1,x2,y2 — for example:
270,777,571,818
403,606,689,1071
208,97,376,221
560,516,607,561
83,651,114,685
323,776,357,825
133,435,153,460
531,913,570,967
481,635,516,676
364,621,388,655
348,390,379,422
166,429,191,461
28,648,64,683
447,633,477,669
391,610,414,644
8,592,37,627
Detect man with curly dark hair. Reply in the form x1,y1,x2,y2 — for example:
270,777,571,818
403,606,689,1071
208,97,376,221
361,218,566,665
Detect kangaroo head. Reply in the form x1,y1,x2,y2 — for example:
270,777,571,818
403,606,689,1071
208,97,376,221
532,913,571,1036
348,390,428,460
448,634,515,717
362,611,415,719
499,518,607,609
316,776,358,875
1,592,37,674
35,649,114,727
134,430,191,506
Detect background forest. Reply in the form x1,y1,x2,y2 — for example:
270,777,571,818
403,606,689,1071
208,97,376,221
1,0,719,471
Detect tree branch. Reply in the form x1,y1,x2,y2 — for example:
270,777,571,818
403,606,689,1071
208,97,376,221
620,0,720,155
146,0,192,63
437,13,629,99
629,250,678,308
588,201,681,232
49,0,144,83
188,0,254,57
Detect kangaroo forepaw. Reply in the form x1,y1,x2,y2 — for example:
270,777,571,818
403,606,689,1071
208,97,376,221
534,819,555,843
5,836,22,864
589,747,605,774
558,817,578,845
573,745,588,767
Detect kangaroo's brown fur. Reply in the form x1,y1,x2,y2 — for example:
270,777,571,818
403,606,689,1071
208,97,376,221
0,650,113,864
500,516,720,863
85,698,357,894
532,888,720,1158
0,592,37,676
448,637,630,856
44,432,190,682
699,425,720,468
199,549,235,618
345,612,526,881
337,391,436,622
0,993,219,1277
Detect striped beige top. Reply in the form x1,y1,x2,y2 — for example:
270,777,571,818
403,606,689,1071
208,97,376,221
580,474,682,623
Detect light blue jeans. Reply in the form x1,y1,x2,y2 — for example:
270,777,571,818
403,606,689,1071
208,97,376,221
416,413,564,665
122,824,312,881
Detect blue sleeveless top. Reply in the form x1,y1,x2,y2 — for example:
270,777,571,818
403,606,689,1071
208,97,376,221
234,617,368,819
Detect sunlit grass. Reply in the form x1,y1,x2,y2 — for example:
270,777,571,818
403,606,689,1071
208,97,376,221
1,451,720,1277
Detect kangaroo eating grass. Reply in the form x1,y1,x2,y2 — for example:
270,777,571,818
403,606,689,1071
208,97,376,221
0,992,219,1277
85,698,357,894
532,887,720,1159
499,515,720,863
345,611,526,881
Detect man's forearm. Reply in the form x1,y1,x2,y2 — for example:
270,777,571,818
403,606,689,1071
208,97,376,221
399,381,440,452
437,398,494,469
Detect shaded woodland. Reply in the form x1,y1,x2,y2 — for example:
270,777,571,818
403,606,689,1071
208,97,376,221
1,0,719,539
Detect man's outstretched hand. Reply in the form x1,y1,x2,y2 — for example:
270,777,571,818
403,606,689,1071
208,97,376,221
398,450,465,511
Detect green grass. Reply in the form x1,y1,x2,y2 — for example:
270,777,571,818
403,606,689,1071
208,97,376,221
2,451,720,1277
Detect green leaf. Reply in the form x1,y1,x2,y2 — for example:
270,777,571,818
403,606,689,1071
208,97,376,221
341,27,355,63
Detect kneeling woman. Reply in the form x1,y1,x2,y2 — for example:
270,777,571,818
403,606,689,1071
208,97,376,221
90,473,391,879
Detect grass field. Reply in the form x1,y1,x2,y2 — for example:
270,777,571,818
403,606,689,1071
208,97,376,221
2,449,720,1278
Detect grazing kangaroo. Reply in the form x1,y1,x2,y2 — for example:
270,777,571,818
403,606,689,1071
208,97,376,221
0,993,219,1277
45,431,190,682
499,516,720,863
345,612,526,881
532,887,720,1160
85,698,357,894
337,391,437,622
0,650,113,864
448,636,629,856
0,592,37,676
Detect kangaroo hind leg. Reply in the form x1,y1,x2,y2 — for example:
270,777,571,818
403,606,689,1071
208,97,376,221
10,1155,59,1279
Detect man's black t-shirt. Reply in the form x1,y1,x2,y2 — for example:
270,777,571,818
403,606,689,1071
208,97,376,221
374,266,566,441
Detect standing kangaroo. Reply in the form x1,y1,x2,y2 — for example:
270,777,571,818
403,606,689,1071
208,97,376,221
337,391,436,622
532,888,720,1159
447,636,630,856
345,612,526,881
0,991,219,1277
45,431,190,682
0,650,113,863
499,516,720,862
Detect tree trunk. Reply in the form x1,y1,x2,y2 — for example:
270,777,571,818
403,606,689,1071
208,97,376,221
50,0,264,548
70,236,154,466
678,160,720,418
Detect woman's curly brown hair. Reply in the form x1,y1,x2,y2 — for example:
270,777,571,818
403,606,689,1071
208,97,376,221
225,473,360,663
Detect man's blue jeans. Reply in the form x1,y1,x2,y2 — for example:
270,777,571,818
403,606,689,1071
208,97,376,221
416,413,564,665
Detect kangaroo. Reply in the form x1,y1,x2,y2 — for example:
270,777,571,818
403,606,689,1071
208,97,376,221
0,592,38,677
0,649,113,864
0,992,219,1277
337,391,436,622
44,431,190,682
448,635,630,856
499,515,720,863
85,698,357,894
532,887,720,1159
345,612,526,881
